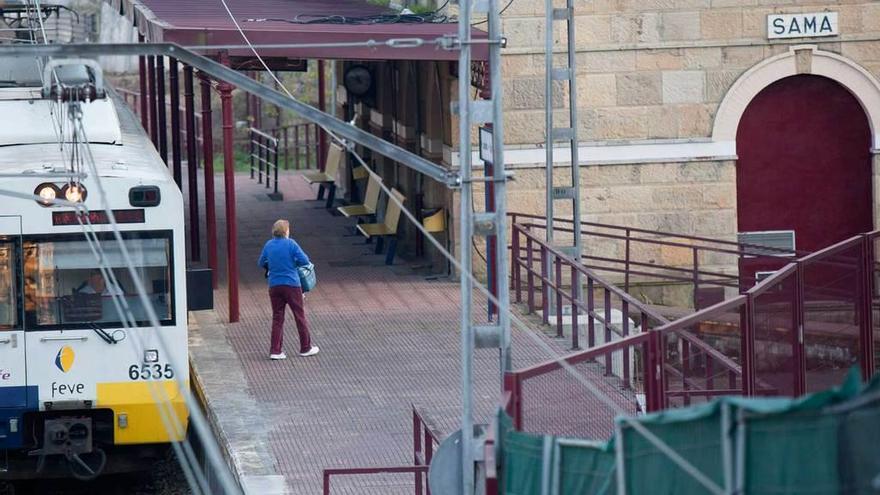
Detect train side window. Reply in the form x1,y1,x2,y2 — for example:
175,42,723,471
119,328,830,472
0,242,17,329
23,234,173,329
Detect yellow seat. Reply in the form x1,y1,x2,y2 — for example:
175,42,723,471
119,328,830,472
338,173,382,218
352,166,369,181
303,142,343,185
357,188,406,265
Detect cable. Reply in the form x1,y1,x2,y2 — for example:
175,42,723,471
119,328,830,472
74,110,240,495
215,2,723,491
471,0,514,26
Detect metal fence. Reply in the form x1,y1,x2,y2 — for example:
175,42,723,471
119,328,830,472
504,229,880,438
321,405,443,495
510,213,801,309
248,127,281,198
267,122,321,170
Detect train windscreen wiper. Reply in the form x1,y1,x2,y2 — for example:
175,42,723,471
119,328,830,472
89,321,119,345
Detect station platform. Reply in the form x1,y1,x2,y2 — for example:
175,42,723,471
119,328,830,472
186,172,575,494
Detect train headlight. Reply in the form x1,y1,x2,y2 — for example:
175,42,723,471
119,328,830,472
34,183,60,207
62,183,87,203
144,349,159,363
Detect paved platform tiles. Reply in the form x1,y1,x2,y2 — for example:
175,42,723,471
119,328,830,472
186,171,632,494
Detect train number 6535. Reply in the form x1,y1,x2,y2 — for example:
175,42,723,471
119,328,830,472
128,364,174,380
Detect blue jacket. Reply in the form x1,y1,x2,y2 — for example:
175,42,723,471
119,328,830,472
258,237,310,288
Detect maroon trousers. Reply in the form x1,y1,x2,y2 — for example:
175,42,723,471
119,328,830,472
269,285,311,354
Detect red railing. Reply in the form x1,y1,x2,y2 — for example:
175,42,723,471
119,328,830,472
509,212,802,309
505,229,880,437
321,405,443,495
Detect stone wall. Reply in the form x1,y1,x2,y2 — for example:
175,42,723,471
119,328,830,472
501,1,880,145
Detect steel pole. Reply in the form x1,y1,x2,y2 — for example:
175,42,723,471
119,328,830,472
157,56,168,164
169,58,183,188
219,53,239,323
185,65,201,262
544,0,554,301
488,0,512,376
318,60,327,170
199,72,219,288
147,55,158,144
138,34,148,130
458,0,474,494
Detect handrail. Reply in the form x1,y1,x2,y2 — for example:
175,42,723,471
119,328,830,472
509,212,808,257
520,221,790,259
514,224,670,325
248,126,277,144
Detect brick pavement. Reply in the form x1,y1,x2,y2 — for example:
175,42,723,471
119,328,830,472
187,171,632,494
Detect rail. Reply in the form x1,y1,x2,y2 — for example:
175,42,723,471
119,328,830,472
509,212,805,309
248,127,281,198
504,228,880,437
265,122,320,171
321,404,444,495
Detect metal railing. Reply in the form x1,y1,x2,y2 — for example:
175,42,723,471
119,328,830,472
265,122,320,170
248,127,281,197
321,405,444,495
504,228,880,438
509,212,804,309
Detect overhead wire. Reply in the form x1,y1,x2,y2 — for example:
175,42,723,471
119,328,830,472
72,109,239,494
11,13,237,484
217,0,724,491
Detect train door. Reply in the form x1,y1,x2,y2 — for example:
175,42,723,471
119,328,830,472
0,215,29,448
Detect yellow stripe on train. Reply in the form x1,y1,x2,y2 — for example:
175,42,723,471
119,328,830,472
96,381,189,444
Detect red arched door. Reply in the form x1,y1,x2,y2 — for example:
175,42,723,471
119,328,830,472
737,74,873,262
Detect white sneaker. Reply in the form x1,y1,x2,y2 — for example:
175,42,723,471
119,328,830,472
299,346,319,357
269,352,287,360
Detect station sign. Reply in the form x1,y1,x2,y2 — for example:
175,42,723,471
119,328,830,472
767,12,838,40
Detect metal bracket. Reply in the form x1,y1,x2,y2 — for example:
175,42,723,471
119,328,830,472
553,7,572,21
551,127,574,141
472,213,497,237
474,325,501,349
451,100,493,124
551,186,576,200
551,68,572,81
557,245,579,260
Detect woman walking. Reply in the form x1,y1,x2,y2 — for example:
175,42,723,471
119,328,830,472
258,219,319,360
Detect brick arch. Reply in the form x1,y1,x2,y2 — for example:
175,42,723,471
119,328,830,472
713,45,880,151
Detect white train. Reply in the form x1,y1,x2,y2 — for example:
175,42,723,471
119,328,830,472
0,57,190,480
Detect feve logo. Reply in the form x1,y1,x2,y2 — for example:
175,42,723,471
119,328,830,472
54,346,75,373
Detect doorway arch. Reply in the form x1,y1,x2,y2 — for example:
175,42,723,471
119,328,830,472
735,74,873,253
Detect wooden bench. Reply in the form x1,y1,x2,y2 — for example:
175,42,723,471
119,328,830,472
303,142,343,208
357,188,405,265
337,173,382,220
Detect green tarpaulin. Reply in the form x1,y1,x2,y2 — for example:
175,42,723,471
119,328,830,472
498,368,880,495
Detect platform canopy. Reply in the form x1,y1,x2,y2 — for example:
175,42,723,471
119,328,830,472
105,0,487,61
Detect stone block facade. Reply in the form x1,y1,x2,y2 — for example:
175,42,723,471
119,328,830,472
483,0,880,287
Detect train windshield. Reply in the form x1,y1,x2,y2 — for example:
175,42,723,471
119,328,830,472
23,233,174,328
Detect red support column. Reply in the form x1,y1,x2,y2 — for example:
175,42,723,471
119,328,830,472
219,54,239,323
138,34,148,130
199,72,219,288
184,66,201,262
156,56,168,164
147,55,158,145
169,58,182,188
318,60,327,170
